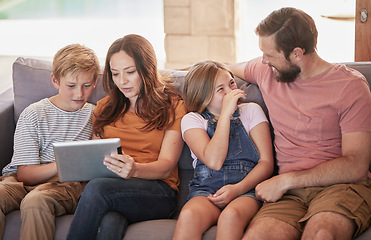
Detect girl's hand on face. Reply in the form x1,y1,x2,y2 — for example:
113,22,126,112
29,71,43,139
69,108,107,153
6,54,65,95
104,152,136,179
221,89,246,117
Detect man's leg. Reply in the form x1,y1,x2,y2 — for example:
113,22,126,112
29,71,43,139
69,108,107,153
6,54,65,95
243,216,301,240
302,212,355,240
300,180,371,240
242,191,308,240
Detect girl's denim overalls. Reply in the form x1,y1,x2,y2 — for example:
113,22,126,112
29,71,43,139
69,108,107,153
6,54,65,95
187,108,260,203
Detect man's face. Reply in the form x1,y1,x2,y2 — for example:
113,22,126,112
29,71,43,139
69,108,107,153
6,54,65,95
259,35,301,83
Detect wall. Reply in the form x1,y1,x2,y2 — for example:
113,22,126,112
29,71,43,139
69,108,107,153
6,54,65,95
163,0,245,69
355,0,371,61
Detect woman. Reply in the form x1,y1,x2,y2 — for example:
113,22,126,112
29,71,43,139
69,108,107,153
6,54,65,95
67,34,186,240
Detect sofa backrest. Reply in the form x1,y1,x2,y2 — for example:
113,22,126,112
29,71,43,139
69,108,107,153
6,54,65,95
12,57,371,168
12,57,269,121
344,62,371,88
13,58,371,121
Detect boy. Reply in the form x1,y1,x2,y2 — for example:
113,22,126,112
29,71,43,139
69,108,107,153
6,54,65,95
0,44,100,240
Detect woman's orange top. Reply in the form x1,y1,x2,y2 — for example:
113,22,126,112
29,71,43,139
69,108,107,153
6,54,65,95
93,96,186,191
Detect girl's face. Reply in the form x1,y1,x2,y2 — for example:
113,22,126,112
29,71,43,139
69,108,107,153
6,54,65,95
206,69,237,116
110,50,143,105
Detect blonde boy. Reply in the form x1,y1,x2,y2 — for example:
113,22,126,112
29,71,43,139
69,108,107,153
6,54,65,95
0,44,100,240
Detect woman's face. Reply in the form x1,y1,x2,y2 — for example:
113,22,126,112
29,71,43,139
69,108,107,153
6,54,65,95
110,50,143,105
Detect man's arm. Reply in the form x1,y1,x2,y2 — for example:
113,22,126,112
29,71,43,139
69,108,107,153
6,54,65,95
176,62,249,80
227,62,248,80
256,131,371,202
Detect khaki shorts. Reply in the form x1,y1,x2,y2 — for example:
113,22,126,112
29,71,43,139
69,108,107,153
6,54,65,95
253,179,371,238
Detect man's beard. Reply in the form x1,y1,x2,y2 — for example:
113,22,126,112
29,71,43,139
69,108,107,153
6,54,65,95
270,62,301,83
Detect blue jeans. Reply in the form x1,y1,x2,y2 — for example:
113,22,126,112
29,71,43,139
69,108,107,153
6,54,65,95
66,178,177,240
96,211,128,240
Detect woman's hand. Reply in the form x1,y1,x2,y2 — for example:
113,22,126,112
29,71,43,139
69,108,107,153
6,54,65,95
104,152,136,179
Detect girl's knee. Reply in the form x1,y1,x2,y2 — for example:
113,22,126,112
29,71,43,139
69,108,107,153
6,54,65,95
219,206,243,225
178,207,199,225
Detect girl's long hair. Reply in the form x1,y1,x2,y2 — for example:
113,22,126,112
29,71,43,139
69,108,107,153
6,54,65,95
93,34,182,137
183,61,233,113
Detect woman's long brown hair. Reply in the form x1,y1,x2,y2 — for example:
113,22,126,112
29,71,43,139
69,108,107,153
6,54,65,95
93,34,182,137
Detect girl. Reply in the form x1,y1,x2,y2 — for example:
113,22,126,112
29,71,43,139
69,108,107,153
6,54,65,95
67,34,186,240
172,61,274,240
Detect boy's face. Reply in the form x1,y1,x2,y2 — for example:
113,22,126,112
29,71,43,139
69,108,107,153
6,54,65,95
51,72,96,112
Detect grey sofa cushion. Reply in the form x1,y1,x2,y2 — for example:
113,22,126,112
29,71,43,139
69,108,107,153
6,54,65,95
123,219,217,240
0,88,15,171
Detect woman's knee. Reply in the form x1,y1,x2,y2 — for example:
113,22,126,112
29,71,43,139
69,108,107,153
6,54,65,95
82,179,110,197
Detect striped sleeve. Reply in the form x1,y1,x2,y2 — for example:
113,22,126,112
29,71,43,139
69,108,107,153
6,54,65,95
2,99,95,175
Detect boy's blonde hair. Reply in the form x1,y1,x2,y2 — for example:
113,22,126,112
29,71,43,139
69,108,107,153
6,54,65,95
183,60,233,113
52,44,100,83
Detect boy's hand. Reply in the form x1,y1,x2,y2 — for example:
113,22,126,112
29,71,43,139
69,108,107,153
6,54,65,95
104,152,136,179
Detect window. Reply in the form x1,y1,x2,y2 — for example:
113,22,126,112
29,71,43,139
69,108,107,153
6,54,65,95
240,0,355,63
0,0,164,93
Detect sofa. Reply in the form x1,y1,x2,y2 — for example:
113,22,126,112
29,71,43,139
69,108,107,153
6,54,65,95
0,57,370,240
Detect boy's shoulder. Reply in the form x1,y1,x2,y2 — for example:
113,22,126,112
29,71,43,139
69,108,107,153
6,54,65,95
19,98,50,117
19,98,95,121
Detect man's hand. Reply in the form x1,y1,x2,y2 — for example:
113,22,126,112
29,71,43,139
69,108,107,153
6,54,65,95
255,174,290,202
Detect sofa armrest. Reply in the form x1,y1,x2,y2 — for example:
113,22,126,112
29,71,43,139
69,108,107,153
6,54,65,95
0,88,15,174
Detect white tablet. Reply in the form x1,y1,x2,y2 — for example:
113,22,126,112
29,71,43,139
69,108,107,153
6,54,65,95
53,138,122,182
